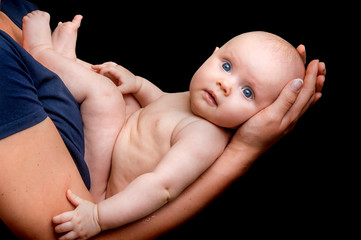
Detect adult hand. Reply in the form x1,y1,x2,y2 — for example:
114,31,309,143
229,59,326,155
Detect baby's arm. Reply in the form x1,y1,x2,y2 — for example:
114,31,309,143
53,190,101,240
53,122,229,239
92,62,164,107
97,123,229,230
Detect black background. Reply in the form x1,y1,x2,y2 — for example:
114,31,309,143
22,1,357,238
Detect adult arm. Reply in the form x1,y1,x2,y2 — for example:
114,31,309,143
0,118,94,239
0,8,94,239
90,60,325,239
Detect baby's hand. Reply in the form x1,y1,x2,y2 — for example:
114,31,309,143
52,189,101,240
92,62,141,94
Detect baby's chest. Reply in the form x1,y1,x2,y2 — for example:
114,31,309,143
113,94,197,172
114,109,180,165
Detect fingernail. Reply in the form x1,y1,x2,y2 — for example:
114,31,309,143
291,78,303,92
321,62,326,75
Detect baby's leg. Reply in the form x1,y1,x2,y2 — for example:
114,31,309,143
23,11,85,102
23,11,125,202
52,14,83,61
22,11,53,57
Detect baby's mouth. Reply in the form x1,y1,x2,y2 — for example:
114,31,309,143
203,90,218,106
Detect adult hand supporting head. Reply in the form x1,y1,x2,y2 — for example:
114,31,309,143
229,58,326,158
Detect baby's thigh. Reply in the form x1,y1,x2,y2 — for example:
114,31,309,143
81,77,126,128
81,79,126,160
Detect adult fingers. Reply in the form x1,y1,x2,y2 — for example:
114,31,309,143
309,61,326,106
316,61,326,92
318,61,326,76
288,59,319,119
268,78,304,121
296,44,306,64
316,74,325,93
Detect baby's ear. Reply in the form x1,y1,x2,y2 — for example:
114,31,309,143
213,47,220,54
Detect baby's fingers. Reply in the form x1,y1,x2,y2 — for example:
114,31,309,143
54,221,74,233
52,211,73,224
91,64,101,72
91,62,117,70
91,64,110,75
58,231,79,240
66,189,83,207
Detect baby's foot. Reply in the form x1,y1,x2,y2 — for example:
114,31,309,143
52,15,83,61
22,10,53,58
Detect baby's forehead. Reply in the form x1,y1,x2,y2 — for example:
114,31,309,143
220,33,291,72
224,32,291,55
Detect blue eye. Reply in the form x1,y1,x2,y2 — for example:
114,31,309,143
222,62,231,72
242,87,254,99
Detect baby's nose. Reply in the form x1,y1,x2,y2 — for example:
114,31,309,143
216,80,232,96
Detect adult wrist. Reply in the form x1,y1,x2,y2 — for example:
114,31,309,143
214,140,264,181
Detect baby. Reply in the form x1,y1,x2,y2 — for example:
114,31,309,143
22,11,305,239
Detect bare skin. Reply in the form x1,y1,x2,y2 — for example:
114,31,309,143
22,10,313,240
23,11,125,202
52,14,83,60
0,5,325,239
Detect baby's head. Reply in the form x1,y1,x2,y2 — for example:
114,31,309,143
189,31,305,128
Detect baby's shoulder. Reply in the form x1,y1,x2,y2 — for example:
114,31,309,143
173,116,231,145
170,118,231,161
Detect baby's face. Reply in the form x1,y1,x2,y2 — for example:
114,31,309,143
189,32,304,128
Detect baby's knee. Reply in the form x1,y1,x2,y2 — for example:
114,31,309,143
86,81,125,115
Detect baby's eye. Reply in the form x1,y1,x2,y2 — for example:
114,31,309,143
242,87,254,99
222,62,231,72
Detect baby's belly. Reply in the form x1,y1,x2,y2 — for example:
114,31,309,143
106,139,155,198
105,113,170,198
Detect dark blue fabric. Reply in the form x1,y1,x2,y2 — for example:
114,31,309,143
0,0,90,189
1,0,38,28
